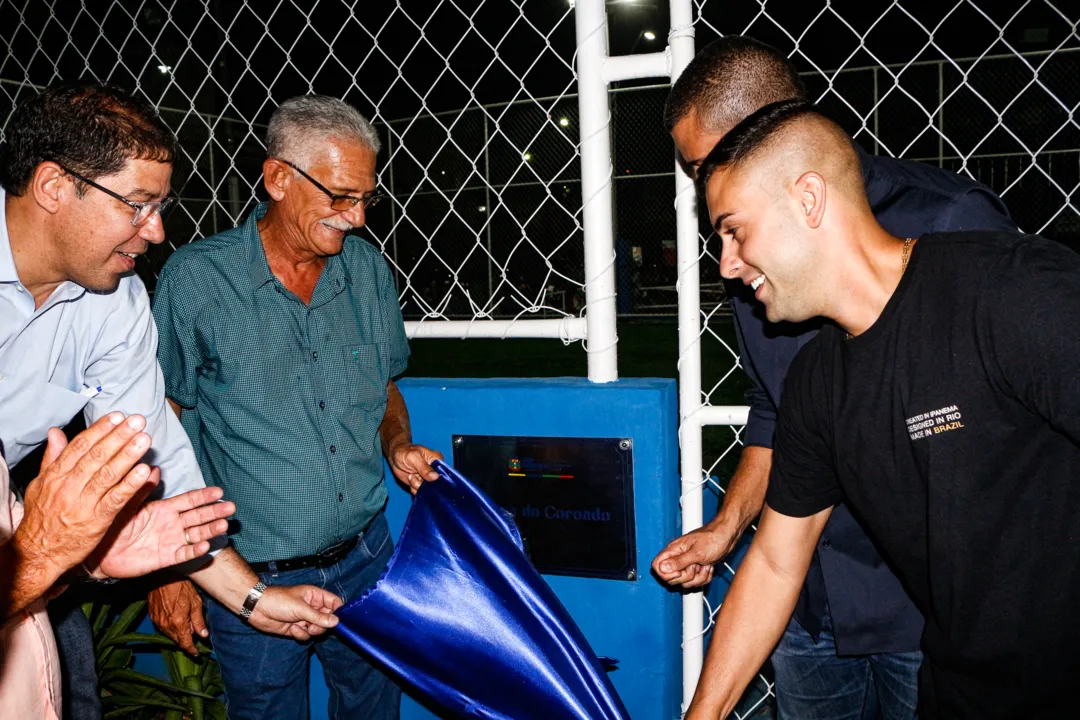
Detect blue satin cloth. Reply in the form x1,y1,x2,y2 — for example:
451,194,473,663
334,460,631,719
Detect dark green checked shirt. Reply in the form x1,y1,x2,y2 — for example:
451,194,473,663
153,203,410,562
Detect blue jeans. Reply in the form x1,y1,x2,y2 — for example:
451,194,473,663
206,512,401,720
48,588,103,720
771,610,920,720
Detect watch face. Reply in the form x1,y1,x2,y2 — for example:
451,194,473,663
241,582,266,621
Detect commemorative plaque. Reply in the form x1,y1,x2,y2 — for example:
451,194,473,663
452,435,636,581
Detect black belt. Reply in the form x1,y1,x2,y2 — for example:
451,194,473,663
249,535,359,574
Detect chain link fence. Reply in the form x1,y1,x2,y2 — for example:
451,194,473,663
3,0,1079,716
0,0,589,331
677,2,1080,717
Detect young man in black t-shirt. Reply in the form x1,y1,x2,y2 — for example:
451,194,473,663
683,99,1080,720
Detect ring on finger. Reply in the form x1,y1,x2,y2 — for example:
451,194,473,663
184,530,192,545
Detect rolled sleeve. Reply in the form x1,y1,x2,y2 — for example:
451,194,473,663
83,279,206,500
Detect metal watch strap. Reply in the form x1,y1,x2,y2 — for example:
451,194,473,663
240,581,267,622
80,561,119,585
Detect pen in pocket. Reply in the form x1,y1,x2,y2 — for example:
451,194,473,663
80,384,103,398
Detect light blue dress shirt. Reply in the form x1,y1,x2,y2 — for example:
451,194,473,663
0,187,206,500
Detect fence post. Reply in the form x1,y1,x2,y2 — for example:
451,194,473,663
575,0,620,383
665,0,705,710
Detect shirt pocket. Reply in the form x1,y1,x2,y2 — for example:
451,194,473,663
40,382,91,426
341,343,388,410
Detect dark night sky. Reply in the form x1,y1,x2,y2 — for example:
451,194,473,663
3,1,1073,123
2,1,1076,311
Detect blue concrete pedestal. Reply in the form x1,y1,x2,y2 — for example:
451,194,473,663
370,377,681,719
139,377,682,719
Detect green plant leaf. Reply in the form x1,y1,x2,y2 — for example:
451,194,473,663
100,681,153,699
94,597,225,718
161,647,183,685
91,602,111,638
104,633,177,648
101,668,219,700
97,602,151,672
101,600,147,646
101,695,189,712
173,649,201,679
184,674,206,720
103,707,153,719
200,657,222,689
102,648,133,671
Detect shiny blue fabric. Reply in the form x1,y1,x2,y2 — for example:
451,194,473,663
335,460,630,720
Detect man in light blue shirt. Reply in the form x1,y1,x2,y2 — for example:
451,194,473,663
0,185,203,482
0,83,346,719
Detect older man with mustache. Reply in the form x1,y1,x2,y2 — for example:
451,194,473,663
149,95,442,720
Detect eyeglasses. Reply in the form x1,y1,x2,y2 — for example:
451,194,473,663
54,162,175,227
276,158,388,211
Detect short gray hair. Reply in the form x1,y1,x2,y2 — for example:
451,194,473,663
266,95,381,165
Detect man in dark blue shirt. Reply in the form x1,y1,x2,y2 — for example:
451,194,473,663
651,37,1014,718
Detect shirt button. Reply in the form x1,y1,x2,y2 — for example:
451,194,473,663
312,351,319,360
319,401,326,410
338,493,344,502
329,445,337,454
822,538,831,548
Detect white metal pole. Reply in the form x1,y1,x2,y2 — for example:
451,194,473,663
404,317,587,340
695,405,750,427
575,0,619,383
666,0,704,712
604,50,670,82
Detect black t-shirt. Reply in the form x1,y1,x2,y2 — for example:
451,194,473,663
766,230,1080,719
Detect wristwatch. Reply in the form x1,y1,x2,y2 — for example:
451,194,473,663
80,561,119,585
240,581,267,623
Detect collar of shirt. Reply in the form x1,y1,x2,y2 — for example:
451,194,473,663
855,144,880,203
0,187,87,320
244,202,352,306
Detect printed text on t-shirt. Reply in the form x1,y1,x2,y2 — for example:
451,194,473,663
906,405,965,441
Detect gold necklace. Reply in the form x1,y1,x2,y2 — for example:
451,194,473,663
846,237,915,340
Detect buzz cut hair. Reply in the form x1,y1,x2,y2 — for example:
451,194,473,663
664,36,808,135
695,99,865,204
